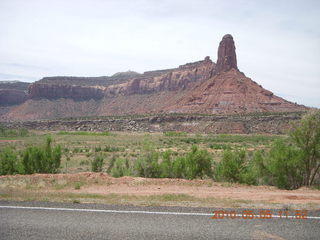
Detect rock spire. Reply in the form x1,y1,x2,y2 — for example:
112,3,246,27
216,34,238,72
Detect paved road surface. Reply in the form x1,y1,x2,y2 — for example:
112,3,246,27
0,201,319,239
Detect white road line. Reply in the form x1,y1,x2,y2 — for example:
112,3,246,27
0,205,319,220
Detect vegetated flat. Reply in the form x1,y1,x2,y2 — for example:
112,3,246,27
0,130,281,173
0,130,319,209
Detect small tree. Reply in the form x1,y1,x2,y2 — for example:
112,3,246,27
265,140,304,189
215,149,246,183
289,110,320,186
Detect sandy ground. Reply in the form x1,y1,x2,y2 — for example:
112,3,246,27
1,173,319,208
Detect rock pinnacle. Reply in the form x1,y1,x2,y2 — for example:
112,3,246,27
216,34,238,72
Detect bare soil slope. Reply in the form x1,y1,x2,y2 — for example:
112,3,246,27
1,173,319,209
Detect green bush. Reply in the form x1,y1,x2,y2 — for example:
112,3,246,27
209,143,230,150
289,110,320,186
0,136,61,175
172,156,187,178
183,145,213,179
259,140,304,189
19,128,29,137
134,151,160,178
110,158,131,177
0,125,29,137
215,149,247,183
95,146,102,152
133,145,213,180
104,145,120,152
159,150,173,178
91,155,104,172
247,111,320,189
22,137,62,174
0,147,21,175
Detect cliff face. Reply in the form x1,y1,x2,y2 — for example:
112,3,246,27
28,83,105,101
0,89,27,106
104,57,215,97
26,56,215,100
1,34,309,121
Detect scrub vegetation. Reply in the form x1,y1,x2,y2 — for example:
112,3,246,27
1,110,319,190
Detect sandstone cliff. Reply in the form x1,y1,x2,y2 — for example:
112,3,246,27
0,34,309,121
0,89,27,106
28,83,105,101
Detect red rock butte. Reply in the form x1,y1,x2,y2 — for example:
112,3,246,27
0,34,308,121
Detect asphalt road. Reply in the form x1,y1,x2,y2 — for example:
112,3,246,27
0,201,319,240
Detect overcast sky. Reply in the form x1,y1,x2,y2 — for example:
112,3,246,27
0,0,319,107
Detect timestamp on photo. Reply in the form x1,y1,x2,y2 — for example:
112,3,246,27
211,209,308,220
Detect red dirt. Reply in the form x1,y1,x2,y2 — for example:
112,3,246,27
2,173,319,206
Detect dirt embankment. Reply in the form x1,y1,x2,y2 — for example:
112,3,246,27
1,173,319,209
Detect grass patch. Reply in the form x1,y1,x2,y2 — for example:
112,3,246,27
0,188,255,208
163,131,187,137
57,131,111,136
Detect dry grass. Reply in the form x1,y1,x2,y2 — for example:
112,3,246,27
1,173,319,210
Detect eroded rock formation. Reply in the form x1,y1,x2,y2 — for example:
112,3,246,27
28,83,105,101
216,34,238,72
0,34,309,121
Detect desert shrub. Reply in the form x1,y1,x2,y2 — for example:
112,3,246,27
110,158,131,177
172,156,187,178
80,160,89,165
19,128,29,137
183,145,213,179
0,125,29,137
107,155,117,173
248,111,320,189
91,155,104,172
289,110,320,186
73,147,80,153
209,143,230,150
0,136,61,175
170,145,213,179
133,145,213,179
257,140,304,189
22,137,62,174
180,138,202,144
215,149,247,183
95,146,102,152
104,145,120,152
134,150,160,178
159,150,173,178
0,147,21,175
74,182,82,190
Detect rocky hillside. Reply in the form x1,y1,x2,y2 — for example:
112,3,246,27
2,112,306,135
0,81,29,106
0,34,308,121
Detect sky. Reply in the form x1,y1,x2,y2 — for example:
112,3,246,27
0,0,319,107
